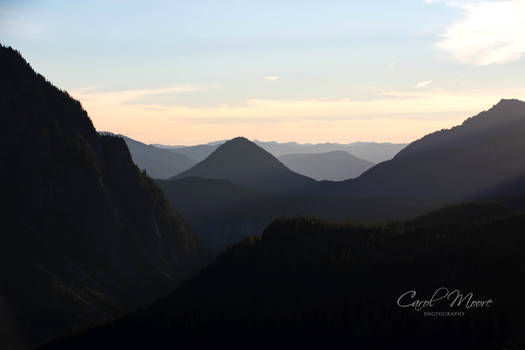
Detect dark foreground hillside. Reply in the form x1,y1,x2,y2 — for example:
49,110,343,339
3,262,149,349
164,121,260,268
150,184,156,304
42,202,525,350
0,46,204,347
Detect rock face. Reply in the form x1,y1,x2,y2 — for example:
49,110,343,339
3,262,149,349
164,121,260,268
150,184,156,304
0,45,204,346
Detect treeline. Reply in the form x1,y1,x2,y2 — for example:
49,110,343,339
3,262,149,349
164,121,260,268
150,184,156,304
42,202,525,349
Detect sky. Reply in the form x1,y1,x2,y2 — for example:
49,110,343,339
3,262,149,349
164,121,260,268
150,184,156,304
1,0,525,145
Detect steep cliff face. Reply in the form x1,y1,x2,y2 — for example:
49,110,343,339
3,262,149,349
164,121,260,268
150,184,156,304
0,45,204,346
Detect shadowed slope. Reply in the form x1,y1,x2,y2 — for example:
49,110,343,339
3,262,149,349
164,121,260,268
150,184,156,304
311,99,525,202
41,202,525,349
0,45,204,347
122,135,197,179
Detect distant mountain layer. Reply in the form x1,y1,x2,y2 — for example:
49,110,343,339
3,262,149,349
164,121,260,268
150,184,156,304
279,151,374,181
0,46,203,347
121,135,197,179
42,202,525,349
160,100,525,253
173,137,315,191
154,140,407,163
310,99,525,201
162,144,219,162
128,138,401,180
256,140,407,163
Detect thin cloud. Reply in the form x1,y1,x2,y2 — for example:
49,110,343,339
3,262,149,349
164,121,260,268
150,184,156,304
264,76,280,81
433,0,525,65
414,80,433,88
72,85,211,105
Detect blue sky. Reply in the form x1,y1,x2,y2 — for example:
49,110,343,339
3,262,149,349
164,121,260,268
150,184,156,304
2,0,525,144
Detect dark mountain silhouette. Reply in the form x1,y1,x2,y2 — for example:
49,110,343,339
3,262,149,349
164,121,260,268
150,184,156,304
120,135,197,179
41,202,525,349
0,45,204,347
311,99,525,202
173,137,315,191
279,150,374,181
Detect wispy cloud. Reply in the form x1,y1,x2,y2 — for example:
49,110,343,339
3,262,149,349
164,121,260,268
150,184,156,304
72,85,211,106
264,76,280,81
414,80,433,88
432,0,525,65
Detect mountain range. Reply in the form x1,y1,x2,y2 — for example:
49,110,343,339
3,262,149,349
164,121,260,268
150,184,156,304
157,99,525,253
278,151,374,181
152,139,406,164
120,135,197,179
154,143,217,163
0,45,204,347
5,43,525,350
255,140,407,162
309,99,525,203
129,136,381,180
173,137,315,192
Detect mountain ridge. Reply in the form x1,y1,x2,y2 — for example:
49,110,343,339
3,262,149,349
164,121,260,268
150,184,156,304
279,150,374,181
120,134,197,179
308,98,525,201
174,137,316,191
152,140,407,163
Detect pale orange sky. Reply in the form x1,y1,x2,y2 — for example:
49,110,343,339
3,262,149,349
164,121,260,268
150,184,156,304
5,0,524,145
72,86,525,145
